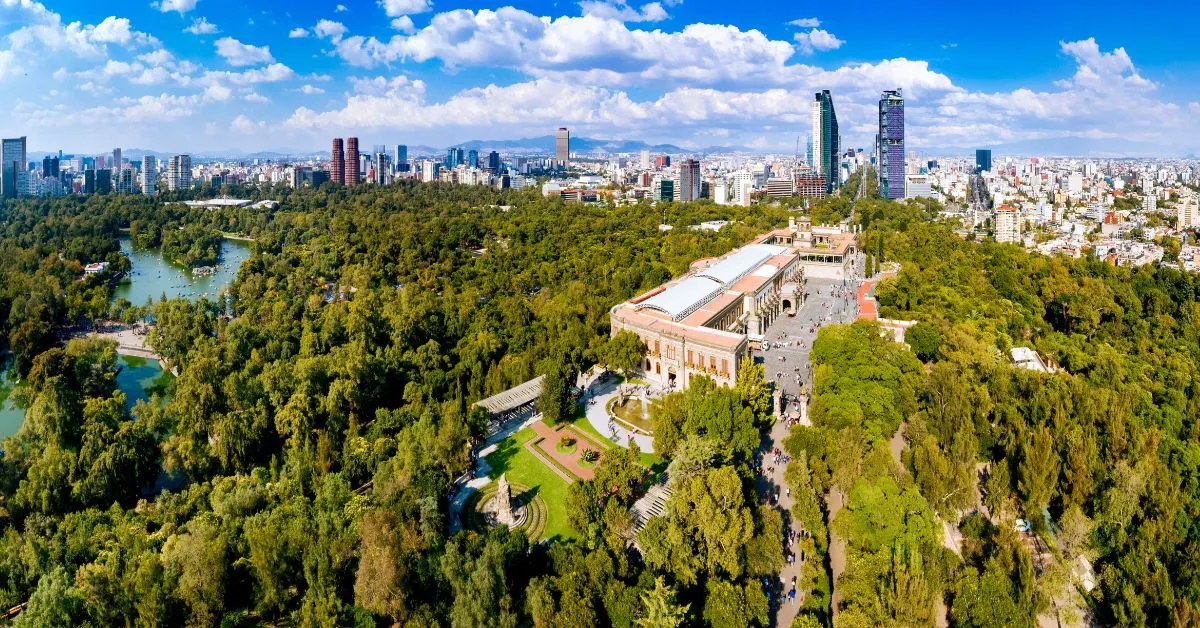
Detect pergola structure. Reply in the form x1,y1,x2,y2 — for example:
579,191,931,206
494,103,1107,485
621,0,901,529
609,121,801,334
474,375,545,434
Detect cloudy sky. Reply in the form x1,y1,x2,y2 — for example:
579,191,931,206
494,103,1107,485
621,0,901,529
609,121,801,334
3,0,1199,155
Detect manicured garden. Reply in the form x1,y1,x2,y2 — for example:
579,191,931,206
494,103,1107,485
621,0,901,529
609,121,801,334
482,427,574,541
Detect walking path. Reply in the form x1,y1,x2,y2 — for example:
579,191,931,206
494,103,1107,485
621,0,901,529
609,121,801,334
758,415,806,626
447,411,541,534
583,376,656,452
528,421,598,481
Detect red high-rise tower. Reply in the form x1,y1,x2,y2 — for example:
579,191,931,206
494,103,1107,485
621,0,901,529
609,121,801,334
346,137,360,185
331,138,345,185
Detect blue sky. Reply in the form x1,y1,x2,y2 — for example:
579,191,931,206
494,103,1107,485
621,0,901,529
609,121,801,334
2,0,1199,155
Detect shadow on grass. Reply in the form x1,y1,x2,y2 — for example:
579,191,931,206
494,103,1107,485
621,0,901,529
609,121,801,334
484,435,522,479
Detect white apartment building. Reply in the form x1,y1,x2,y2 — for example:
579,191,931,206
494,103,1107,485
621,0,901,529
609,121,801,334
995,205,1021,243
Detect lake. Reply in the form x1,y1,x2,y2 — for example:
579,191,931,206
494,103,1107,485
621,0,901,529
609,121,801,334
0,354,172,440
112,236,251,306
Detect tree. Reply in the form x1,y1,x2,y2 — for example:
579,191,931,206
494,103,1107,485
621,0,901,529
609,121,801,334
636,577,688,628
905,322,942,363
734,358,772,421
14,566,84,627
605,330,646,378
1017,426,1059,515
538,363,574,425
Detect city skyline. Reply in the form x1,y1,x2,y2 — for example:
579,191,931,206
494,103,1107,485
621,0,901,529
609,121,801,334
0,0,1198,156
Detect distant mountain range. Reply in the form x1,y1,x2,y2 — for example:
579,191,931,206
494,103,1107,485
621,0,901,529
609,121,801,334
28,135,1196,162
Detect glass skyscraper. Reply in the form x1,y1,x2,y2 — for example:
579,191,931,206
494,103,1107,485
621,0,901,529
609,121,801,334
878,89,905,200
811,91,840,194
976,149,992,173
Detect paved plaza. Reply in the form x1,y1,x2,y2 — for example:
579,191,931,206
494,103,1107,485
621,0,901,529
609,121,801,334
755,256,865,400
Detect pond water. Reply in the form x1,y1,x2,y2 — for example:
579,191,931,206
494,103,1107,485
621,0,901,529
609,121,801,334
0,355,172,440
112,236,251,306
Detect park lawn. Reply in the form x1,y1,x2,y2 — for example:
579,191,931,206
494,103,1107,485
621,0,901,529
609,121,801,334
484,427,575,542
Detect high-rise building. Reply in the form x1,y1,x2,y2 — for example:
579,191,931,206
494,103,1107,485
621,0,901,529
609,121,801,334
654,155,670,169
994,205,1020,243
113,148,122,171
812,90,840,194
486,151,501,174
374,152,389,184
467,149,479,168
95,168,112,194
83,169,95,194
395,144,408,172
115,168,135,194
975,149,992,174
1178,192,1199,229
679,158,701,202
42,156,59,179
167,154,192,191
877,89,905,200
141,155,156,195
555,127,570,168
640,149,650,170
331,138,345,184
346,137,360,185
805,136,813,167
2,136,27,199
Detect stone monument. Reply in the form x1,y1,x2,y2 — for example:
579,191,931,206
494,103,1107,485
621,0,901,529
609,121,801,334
495,474,514,526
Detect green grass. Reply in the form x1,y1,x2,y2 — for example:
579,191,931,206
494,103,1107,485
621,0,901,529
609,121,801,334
484,427,575,542
568,414,666,475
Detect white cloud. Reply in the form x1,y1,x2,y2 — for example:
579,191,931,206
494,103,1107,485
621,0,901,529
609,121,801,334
231,114,266,132
788,17,820,28
379,0,431,16
313,19,348,42
299,84,325,95
390,16,415,33
214,37,274,67
201,62,296,85
6,9,160,58
288,27,308,38
244,91,269,103
138,49,173,65
335,4,348,12
131,66,170,85
204,82,232,101
578,1,668,22
0,50,19,80
793,28,843,55
152,0,198,15
184,17,219,35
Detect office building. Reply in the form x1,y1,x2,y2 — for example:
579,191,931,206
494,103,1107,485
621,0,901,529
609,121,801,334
331,138,345,184
346,137,360,185
975,149,992,174
83,169,95,194
311,170,330,188
640,149,650,169
115,168,135,194
679,159,701,202
555,127,569,167
806,136,813,167
422,160,439,182
995,205,1020,243
487,151,501,174
95,168,112,194
113,148,122,171
167,154,192,191
467,149,479,168
877,89,905,200
141,155,156,195
795,171,825,199
655,155,671,169
42,156,59,179
2,136,27,198
395,144,408,172
654,178,674,202
374,152,389,184
812,90,840,194
904,174,932,199
765,178,794,198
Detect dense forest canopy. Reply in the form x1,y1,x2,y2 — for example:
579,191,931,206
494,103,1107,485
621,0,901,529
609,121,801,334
1,179,1199,626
